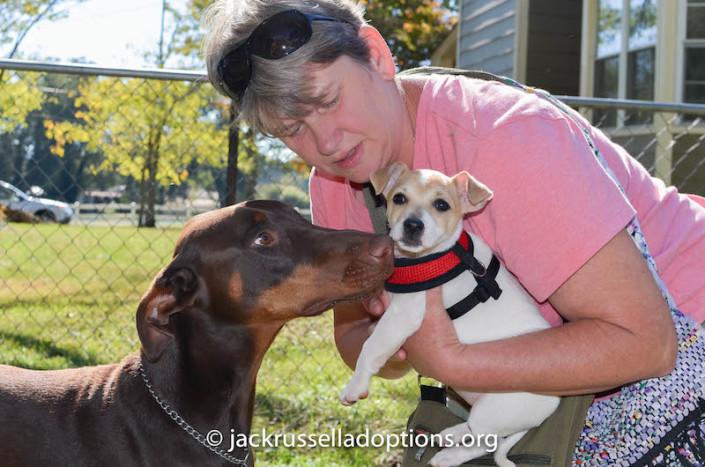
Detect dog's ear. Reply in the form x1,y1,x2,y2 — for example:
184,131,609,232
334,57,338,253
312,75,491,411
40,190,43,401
136,263,198,362
452,171,493,213
369,162,408,198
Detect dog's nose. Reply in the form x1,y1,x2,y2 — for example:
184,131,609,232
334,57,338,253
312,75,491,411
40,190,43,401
369,235,393,259
403,218,424,237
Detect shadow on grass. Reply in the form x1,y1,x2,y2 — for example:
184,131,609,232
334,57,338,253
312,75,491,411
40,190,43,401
255,391,320,428
0,331,99,369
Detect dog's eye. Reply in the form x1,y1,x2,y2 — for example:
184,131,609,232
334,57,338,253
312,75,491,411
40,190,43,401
434,199,450,212
392,193,407,205
253,231,275,247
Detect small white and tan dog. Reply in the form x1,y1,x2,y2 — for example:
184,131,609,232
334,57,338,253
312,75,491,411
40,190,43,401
339,162,559,467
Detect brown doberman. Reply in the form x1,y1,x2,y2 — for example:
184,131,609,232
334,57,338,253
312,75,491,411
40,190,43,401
0,200,393,466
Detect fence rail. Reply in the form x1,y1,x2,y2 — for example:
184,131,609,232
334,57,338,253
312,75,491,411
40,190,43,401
558,94,705,115
2,59,705,466
0,58,207,81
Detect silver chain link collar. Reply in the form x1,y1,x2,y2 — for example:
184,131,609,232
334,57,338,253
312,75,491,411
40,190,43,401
139,361,250,465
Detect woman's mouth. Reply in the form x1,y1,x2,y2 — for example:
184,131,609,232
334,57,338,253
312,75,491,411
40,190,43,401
335,143,362,170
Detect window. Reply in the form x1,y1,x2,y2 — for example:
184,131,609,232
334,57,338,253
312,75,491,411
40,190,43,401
685,0,705,104
594,0,656,125
0,185,20,203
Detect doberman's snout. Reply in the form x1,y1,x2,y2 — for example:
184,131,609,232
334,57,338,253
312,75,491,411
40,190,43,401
403,218,424,239
335,233,393,298
369,235,393,260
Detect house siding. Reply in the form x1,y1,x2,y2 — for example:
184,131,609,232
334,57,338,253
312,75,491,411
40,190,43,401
458,0,518,76
456,0,581,94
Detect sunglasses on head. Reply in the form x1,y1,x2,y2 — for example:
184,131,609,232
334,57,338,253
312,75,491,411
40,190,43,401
217,9,351,100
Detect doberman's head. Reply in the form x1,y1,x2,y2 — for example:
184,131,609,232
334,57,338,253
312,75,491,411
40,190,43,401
136,200,394,362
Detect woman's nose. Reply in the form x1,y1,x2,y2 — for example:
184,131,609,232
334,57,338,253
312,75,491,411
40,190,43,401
310,119,342,156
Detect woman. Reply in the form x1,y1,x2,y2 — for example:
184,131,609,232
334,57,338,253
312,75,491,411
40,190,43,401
203,0,705,464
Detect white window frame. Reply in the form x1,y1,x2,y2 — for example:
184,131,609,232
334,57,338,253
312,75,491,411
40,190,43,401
677,0,705,104
592,0,658,127
595,0,657,99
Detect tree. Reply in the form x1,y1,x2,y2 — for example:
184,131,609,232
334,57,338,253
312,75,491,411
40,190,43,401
1,0,86,186
3,73,105,201
0,73,43,134
45,77,226,227
42,0,234,227
165,0,278,206
363,0,458,70
0,75,43,187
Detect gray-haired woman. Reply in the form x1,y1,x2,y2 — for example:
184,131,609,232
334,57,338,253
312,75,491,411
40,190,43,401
203,1,705,465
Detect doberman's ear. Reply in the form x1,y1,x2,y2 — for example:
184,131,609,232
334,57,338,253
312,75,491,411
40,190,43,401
452,171,493,214
370,162,408,199
136,265,198,362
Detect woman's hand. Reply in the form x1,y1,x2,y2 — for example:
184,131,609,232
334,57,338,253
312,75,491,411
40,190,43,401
361,290,390,319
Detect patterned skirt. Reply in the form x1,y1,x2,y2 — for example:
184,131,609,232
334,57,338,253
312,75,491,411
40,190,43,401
573,311,705,466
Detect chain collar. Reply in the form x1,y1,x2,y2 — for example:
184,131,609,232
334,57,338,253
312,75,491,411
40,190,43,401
139,361,250,465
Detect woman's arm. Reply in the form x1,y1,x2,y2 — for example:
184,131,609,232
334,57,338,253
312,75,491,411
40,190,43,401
399,229,678,395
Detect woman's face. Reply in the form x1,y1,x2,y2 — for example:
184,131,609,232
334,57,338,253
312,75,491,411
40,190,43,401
277,55,414,184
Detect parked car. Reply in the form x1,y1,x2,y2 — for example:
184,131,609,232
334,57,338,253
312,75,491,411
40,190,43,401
0,180,74,224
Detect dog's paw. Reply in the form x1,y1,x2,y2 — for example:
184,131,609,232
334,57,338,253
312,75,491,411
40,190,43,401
339,379,370,406
437,422,472,446
428,447,466,467
429,445,490,467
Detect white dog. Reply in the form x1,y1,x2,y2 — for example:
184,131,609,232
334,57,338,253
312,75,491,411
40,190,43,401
339,162,559,467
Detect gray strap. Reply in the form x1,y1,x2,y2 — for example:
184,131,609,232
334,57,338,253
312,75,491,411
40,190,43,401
362,183,389,235
399,66,508,85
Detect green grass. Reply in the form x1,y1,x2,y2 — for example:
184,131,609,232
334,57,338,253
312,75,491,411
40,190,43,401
0,221,418,466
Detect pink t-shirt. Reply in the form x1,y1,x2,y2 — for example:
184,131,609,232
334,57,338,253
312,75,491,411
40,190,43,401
310,74,705,325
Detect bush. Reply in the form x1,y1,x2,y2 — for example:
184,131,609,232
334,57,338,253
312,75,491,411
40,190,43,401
258,184,310,209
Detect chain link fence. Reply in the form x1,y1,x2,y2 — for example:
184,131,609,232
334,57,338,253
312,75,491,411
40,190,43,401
1,60,704,465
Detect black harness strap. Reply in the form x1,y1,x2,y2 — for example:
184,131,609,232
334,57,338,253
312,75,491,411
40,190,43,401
445,255,502,320
451,236,488,277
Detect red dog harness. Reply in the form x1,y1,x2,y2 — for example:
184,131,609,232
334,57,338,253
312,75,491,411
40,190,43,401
385,231,502,320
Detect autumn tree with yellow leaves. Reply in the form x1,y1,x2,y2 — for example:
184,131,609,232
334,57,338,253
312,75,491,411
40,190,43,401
45,78,226,227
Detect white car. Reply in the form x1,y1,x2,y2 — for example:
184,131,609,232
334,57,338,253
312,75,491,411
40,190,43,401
0,180,74,224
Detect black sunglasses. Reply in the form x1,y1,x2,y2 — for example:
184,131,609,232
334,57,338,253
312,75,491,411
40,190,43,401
217,9,351,100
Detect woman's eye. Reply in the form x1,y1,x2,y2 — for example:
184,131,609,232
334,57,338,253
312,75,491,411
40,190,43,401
322,94,340,110
392,193,407,205
277,122,303,138
434,199,450,212
287,123,303,137
253,232,275,246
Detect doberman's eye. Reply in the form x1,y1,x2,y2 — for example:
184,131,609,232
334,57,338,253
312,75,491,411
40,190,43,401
253,231,275,247
434,199,450,212
392,193,407,205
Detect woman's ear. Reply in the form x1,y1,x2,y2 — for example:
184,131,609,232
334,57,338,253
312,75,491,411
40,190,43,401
358,25,396,80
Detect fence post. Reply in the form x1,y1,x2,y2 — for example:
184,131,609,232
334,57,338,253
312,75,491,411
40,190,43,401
653,111,675,185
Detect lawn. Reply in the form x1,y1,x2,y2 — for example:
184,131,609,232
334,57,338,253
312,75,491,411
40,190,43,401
0,221,418,466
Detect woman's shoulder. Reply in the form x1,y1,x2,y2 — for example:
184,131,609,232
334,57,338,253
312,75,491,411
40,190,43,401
414,72,565,136
309,168,372,231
